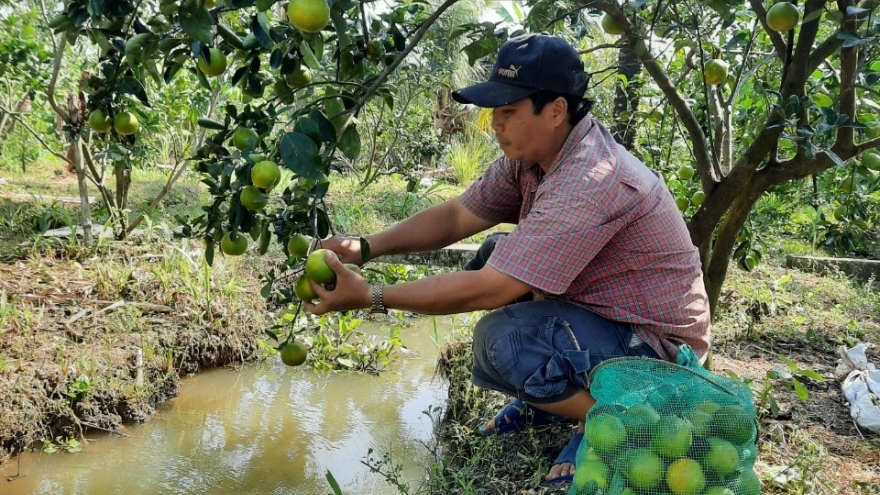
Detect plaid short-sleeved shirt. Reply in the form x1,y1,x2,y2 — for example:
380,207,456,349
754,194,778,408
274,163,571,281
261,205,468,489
459,116,710,361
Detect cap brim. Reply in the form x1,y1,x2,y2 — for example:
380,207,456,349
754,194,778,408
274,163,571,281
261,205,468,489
451,81,538,108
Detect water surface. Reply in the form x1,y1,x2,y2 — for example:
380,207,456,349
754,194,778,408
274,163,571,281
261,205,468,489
1,317,453,495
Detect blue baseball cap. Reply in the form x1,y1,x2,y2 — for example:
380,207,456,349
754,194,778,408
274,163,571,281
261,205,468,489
452,33,589,108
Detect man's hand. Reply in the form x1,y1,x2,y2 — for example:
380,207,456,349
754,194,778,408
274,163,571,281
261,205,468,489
303,250,372,315
319,236,367,265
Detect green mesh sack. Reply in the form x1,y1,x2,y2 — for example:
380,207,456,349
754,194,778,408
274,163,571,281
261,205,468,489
569,346,761,495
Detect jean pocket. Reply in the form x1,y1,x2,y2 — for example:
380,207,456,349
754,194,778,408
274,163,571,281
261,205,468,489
523,348,592,399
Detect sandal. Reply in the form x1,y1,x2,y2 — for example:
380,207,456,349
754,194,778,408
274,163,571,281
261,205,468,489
478,398,570,436
546,432,584,483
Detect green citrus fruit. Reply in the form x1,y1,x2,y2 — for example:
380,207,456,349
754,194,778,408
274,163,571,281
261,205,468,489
572,460,609,491
710,405,753,445
861,151,880,171
197,48,227,77
287,0,330,33
703,437,740,477
704,59,729,86
676,197,690,212
251,160,281,190
625,448,664,490
866,121,880,139
305,248,337,284
728,468,761,495
113,111,139,135
833,205,847,222
344,263,363,276
678,165,695,180
651,415,693,458
294,274,317,301
280,341,308,366
239,185,269,211
204,0,218,8
601,14,624,35
695,400,721,416
766,2,800,32
88,110,113,133
623,403,661,440
285,66,313,88
666,458,706,495
586,413,627,454
685,409,714,436
220,232,248,256
287,234,311,259
692,190,706,206
232,127,259,151
366,39,385,61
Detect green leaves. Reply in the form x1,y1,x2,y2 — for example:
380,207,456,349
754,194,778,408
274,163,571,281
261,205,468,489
280,132,324,179
179,5,213,45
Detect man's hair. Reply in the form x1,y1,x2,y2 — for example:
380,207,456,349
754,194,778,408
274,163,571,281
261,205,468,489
529,91,593,126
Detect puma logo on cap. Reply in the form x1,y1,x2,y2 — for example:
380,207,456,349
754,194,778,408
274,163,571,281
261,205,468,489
497,65,521,78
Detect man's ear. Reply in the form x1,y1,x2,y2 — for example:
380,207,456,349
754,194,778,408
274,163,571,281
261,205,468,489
551,97,568,126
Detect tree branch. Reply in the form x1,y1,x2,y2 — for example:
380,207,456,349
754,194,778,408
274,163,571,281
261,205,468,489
748,0,787,60
0,105,68,162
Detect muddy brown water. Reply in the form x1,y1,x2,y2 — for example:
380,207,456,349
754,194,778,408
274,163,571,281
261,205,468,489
1,317,453,495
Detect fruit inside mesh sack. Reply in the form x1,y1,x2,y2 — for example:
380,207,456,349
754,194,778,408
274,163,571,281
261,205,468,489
569,348,761,495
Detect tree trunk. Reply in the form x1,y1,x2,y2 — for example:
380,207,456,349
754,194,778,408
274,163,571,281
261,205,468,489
71,136,93,245
114,161,130,235
612,41,642,149
0,92,32,136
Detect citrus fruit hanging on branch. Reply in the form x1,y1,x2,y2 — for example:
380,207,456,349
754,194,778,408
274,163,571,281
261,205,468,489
280,341,308,366
88,110,112,133
766,2,800,32
601,14,624,35
197,47,227,77
232,127,259,151
251,160,281,190
113,111,139,135
221,232,248,256
704,59,729,86
287,0,330,33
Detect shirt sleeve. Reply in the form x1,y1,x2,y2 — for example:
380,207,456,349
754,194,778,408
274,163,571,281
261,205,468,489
488,190,626,295
458,157,522,224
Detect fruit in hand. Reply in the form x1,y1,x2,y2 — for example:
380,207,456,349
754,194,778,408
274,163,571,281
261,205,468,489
305,248,337,284
294,274,317,301
287,0,330,33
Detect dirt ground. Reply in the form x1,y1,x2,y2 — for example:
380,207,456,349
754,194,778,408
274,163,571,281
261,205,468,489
0,239,269,465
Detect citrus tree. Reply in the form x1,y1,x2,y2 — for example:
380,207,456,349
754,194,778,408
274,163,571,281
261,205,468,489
585,0,880,312
45,0,880,318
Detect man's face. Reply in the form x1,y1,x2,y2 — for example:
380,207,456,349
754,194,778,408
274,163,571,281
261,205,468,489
491,97,563,166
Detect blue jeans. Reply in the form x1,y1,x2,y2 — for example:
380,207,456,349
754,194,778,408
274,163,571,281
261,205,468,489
465,235,659,404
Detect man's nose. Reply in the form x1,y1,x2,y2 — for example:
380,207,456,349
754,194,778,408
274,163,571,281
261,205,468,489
491,110,501,131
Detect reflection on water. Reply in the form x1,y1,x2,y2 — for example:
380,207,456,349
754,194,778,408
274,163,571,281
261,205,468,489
1,317,452,495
